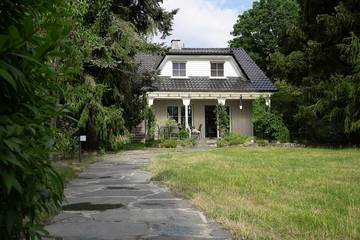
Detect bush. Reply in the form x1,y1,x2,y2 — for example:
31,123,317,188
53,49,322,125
178,137,197,147
217,133,249,147
178,129,190,139
161,139,177,148
110,134,131,151
253,98,290,143
164,119,178,138
256,139,269,146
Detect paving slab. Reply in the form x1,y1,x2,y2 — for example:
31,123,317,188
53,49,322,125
45,150,230,239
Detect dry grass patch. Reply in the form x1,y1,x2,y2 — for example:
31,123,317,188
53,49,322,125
149,147,360,239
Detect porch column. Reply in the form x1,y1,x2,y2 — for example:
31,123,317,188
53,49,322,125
147,97,154,106
182,98,191,132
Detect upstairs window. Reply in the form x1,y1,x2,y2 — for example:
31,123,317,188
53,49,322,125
173,62,186,77
211,62,224,77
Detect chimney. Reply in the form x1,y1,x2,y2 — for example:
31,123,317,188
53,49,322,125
171,39,183,50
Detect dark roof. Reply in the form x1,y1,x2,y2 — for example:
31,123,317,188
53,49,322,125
135,48,277,92
153,77,256,92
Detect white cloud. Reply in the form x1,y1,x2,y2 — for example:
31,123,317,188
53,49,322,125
152,0,242,48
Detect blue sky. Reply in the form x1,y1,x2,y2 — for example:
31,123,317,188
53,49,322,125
153,0,255,47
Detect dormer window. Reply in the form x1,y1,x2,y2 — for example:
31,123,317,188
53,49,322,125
211,62,224,77
173,62,186,77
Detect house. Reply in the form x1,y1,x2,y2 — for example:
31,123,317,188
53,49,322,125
135,40,277,139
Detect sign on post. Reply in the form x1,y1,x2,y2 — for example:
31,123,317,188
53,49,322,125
79,135,86,162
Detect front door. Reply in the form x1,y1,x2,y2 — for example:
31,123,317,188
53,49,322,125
205,105,217,138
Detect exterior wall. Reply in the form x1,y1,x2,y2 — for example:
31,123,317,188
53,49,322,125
152,99,253,139
159,55,246,78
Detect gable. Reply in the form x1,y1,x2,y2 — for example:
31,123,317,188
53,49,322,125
158,55,246,79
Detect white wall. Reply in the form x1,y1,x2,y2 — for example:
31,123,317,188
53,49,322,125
159,55,245,78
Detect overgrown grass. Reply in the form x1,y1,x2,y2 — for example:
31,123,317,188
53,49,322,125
52,154,100,184
149,147,360,239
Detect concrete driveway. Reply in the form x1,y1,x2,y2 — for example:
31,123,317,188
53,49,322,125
46,150,229,239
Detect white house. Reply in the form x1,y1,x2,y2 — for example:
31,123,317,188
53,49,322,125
135,40,277,139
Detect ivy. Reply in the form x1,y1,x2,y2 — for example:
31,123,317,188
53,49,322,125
216,104,230,138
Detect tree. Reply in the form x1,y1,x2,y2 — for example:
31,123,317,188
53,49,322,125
270,0,360,144
61,0,177,149
229,0,300,73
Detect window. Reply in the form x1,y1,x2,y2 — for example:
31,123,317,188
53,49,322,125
211,62,224,77
167,106,179,122
181,106,192,127
173,62,186,76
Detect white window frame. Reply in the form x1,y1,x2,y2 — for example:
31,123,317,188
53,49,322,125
172,61,187,77
210,62,225,78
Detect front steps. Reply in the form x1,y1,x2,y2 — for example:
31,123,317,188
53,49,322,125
131,122,146,143
196,138,217,148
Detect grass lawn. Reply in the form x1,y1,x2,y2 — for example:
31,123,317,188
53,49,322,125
149,147,360,239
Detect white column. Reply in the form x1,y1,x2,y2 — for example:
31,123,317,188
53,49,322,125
217,98,226,105
147,97,154,106
182,98,191,131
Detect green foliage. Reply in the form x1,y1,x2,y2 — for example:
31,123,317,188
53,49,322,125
217,133,250,147
165,119,178,130
177,138,196,148
110,133,131,151
253,98,290,143
0,0,71,238
256,139,269,146
271,0,360,144
60,0,177,149
215,104,230,138
145,106,156,141
178,129,190,140
229,0,300,72
161,139,177,148
231,0,360,145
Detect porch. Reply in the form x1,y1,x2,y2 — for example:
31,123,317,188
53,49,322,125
147,92,272,139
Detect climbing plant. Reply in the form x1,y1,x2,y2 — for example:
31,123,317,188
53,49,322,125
144,105,156,141
216,104,230,138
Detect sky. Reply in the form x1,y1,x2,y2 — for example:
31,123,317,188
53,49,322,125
152,0,255,48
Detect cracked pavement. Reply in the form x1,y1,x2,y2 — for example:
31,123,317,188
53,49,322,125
45,150,230,240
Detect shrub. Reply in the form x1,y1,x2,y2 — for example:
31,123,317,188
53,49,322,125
161,139,177,148
165,119,178,138
217,133,249,147
110,133,131,151
256,139,269,146
253,98,290,143
178,129,190,139
178,137,197,147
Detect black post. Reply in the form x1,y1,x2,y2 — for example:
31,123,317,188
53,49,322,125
79,138,81,162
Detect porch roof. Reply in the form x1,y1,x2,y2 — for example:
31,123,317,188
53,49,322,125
153,76,256,92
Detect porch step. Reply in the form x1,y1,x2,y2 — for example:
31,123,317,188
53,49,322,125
197,139,218,148
131,122,146,143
